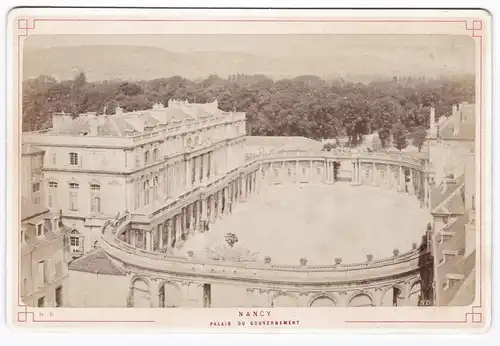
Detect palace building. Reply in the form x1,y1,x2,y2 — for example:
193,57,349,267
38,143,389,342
22,100,246,257
19,100,476,308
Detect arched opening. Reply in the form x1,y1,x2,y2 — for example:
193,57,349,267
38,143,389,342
158,282,181,308
271,294,298,308
310,296,337,307
348,293,373,307
381,287,403,307
130,278,150,308
159,285,165,308
408,281,422,306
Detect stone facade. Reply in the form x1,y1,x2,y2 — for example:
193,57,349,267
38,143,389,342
20,144,70,308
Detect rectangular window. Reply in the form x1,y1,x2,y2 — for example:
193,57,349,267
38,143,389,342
69,152,78,165
37,261,45,288
134,181,140,210
69,192,78,211
55,286,62,307
191,159,196,184
154,176,159,201
51,153,57,165
48,182,58,188
143,180,150,205
207,153,211,178
37,296,45,307
91,196,101,213
48,194,53,208
37,224,43,237
135,154,140,168
199,155,204,181
203,283,211,308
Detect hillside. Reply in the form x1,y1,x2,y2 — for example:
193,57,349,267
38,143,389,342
23,45,474,82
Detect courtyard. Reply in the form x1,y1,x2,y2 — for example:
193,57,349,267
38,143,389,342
178,183,432,265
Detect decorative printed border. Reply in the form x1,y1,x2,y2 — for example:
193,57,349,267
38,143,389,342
13,15,486,328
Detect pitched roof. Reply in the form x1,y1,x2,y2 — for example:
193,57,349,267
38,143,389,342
69,248,126,276
21,197,50,221
430,175,465,214
438,251,476,306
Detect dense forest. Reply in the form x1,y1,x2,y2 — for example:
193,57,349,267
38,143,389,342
22,73,475,147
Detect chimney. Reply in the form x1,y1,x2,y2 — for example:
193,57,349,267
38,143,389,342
115,106,123,116
429,107,436,128
52,112,72,133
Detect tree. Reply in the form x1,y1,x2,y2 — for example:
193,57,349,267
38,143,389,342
391,122,408,151
225,233,238,247
411,127,428,152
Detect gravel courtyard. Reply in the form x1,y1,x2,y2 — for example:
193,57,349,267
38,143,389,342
178,183,432,265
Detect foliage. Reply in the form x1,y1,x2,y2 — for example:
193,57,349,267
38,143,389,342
391,122,409,151
322,142,337,151
225,233,238,247
22,73,475,142
410,126,428,152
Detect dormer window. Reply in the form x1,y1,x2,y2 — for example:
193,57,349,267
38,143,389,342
69,152,79,165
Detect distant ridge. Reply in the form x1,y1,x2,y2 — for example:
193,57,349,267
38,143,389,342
23,45,474,82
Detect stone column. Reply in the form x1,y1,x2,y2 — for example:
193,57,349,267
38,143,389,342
424,174,429,207
399,166,405,192
185,158,191,189
147,230,153,252
158,224,164,250
218,191,224,218
175,214,182,246
210,195,216,222
188,204,195,235
241,177,246,201
408,169,415,195
399,282,411,306
295,161,299,183
351,161,357,185
212,151,216,177
386,164,391,187
131,229,137,248
205,153,211,181
372,162,377,185
372,288,384,307
166,219,172,248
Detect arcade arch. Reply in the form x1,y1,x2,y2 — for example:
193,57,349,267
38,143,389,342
129,277,150,308
309,295,337,307
348,292,374,307
271,292,299,307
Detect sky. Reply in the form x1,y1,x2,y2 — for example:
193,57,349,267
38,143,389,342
25,33,475,60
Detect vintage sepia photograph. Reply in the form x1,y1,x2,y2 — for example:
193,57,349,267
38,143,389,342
7,8,491,331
